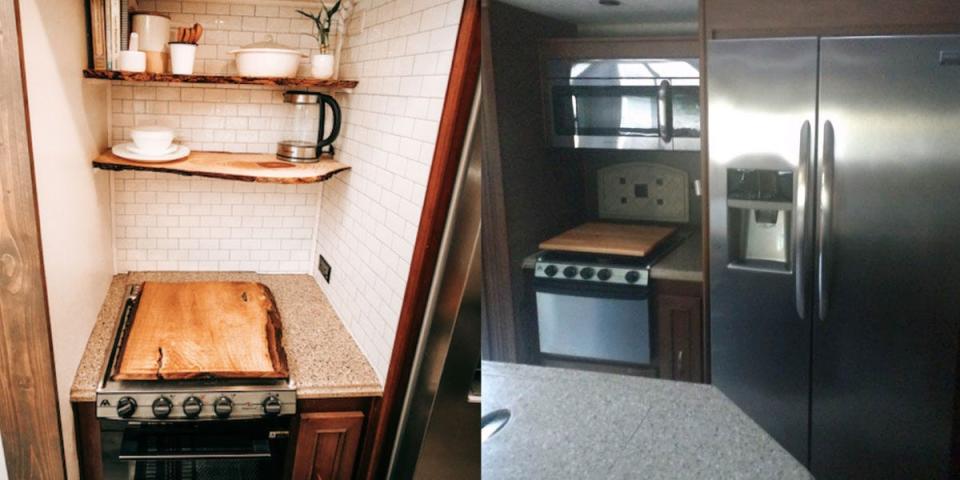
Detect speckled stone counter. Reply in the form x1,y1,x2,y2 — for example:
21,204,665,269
482,361,811,480
650,233,703,282
70,272,382,402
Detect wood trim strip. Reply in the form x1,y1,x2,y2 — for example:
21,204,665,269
72,403,102,480
365,1,480,478
0,0,66,477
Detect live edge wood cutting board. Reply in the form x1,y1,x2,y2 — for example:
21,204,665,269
113,281,289,381
539,222,677,257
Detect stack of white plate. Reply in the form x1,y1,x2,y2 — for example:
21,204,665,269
113,125,190,162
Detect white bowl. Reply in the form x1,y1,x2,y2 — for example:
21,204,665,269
230,37,305,78
130,126,174,155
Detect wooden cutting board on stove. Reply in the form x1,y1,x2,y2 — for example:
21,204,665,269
113,281,288,381
539,222,677,257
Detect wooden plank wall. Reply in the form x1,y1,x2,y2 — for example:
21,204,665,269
0,0,66,478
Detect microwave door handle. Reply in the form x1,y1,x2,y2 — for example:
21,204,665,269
657,80,673,143
816,120,836,321
794,120,812,319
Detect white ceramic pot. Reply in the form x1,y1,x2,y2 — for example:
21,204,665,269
130,126,175,155
169,43,197,75
131,14,170,52
229,36,304,78
311,54,335,79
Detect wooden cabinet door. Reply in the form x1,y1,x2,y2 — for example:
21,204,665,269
657,293,703,382
291,411,365,480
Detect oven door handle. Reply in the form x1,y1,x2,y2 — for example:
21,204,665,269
118,452,273,461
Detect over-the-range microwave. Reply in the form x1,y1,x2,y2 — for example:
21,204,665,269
543,58,701,151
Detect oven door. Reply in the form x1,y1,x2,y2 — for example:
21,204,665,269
101,418,290,480
535,278,652,365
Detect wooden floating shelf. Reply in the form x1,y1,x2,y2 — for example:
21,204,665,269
93,150,350,184
83,69,359,89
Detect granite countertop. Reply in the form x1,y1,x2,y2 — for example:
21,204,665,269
650,233,703,282
481,361,811,480
70,272,382,402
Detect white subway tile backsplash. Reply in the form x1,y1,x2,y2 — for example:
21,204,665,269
312,0,463,380
113,170,321,273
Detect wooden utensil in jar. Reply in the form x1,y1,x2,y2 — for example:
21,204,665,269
174,23,203,44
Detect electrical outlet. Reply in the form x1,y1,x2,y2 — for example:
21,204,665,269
318,255,332,283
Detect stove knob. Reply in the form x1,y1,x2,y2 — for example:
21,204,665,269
579,267,595,280
151,396,172,419
597,268,612,281
262,395,282,416
117,397,137,418
543,265,558,277
625,271,641,284
182,396,203,418
213,396,233,419
562,266,577,278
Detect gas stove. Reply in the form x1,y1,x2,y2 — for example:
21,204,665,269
533,231,687,287
96,285,297,422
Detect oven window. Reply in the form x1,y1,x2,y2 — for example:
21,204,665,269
102,419,289,480
551,85,660,137
536,289,651,365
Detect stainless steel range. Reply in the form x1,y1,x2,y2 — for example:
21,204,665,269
533,162,690,371
97,284,298,480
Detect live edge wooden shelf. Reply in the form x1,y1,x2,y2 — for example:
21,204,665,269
93,151,350,184
82,69,359,89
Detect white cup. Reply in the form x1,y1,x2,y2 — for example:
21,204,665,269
169,43,197,75
130,126,175,155
117,50,146,72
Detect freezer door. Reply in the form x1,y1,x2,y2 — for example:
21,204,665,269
707,37,818,464
813,35,960,478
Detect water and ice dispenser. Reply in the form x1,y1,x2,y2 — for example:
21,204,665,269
726,168,793,270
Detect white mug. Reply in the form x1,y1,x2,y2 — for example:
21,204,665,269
169,43,197,75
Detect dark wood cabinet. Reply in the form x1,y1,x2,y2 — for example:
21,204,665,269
655,280,704,383
290,411,365,480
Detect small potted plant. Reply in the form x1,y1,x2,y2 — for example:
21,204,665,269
297,1,341,79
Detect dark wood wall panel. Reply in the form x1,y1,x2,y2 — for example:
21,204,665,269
480,0,580,364
704,0,960,39
540,36,699,59
0,0,66,478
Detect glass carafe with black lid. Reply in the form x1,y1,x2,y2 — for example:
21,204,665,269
276,90,341,163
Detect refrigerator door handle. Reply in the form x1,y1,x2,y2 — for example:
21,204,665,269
816,120,836,321
657,80,673,143
794,120,812,319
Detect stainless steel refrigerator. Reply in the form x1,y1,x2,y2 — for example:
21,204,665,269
708,35,960,478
